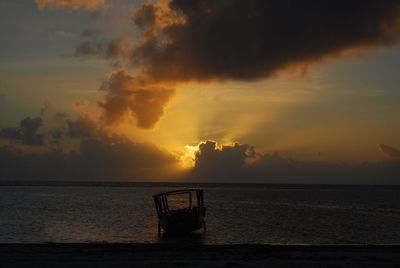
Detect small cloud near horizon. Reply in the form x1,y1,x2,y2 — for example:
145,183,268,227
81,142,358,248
379,144,400,159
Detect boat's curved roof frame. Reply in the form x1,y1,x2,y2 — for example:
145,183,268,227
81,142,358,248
153,188,203,197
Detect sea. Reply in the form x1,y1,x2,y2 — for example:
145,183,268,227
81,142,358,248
1,182,400,245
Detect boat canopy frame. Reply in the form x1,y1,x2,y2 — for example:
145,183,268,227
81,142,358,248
153,188,206,235
153,189,204,216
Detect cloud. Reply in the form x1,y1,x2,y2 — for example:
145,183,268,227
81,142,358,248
35,0,107,10
74,38,132,59
66,115,98,138
0,108,91,147
0,106,98,147
0,113,181,180
99,69,175,129
0,136,180,181
0,106,181,180
379,144,400,158
189,140,400,184
0,117,44,146
192,140,255,177
132,3,156,29
67,1,400,129
72,99,89,110
1,116,400,183
129,0,400,83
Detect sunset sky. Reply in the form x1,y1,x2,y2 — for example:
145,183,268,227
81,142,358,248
1,0,400,183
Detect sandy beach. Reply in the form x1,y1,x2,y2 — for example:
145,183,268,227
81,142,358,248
1,244,400,267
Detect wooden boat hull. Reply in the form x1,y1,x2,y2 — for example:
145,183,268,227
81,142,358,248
160,207,206,234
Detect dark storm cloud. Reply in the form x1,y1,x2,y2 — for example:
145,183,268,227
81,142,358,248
0,117,44,146
0,101,68,147
0,111,77,147
189,141,400,184
131,0,400,82
193,140,255,177
379,144,400,158
71,0,400,128
0,135,179,180
0,114,180,180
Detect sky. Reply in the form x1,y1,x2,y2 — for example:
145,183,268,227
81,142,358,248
1,0,400,184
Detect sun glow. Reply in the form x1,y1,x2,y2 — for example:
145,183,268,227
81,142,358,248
180,144,199,168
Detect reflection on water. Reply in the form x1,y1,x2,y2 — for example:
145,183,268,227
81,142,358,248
1,184,400,244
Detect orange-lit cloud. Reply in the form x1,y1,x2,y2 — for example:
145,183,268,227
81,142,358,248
99,70,175,129
66,0,400,132
73,99,89,110
35,0,107,9
16,0,400,183
129,0,400,83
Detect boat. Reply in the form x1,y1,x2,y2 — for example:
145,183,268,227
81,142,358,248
153,189,206,235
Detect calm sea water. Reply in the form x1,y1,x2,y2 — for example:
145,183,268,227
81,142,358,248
1,182,400,245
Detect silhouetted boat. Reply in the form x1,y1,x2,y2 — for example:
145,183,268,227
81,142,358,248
153,189,206,235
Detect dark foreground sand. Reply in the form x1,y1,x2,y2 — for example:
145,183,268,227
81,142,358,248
1,244,400,267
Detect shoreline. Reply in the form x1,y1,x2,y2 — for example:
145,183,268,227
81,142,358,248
1,243,400,267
